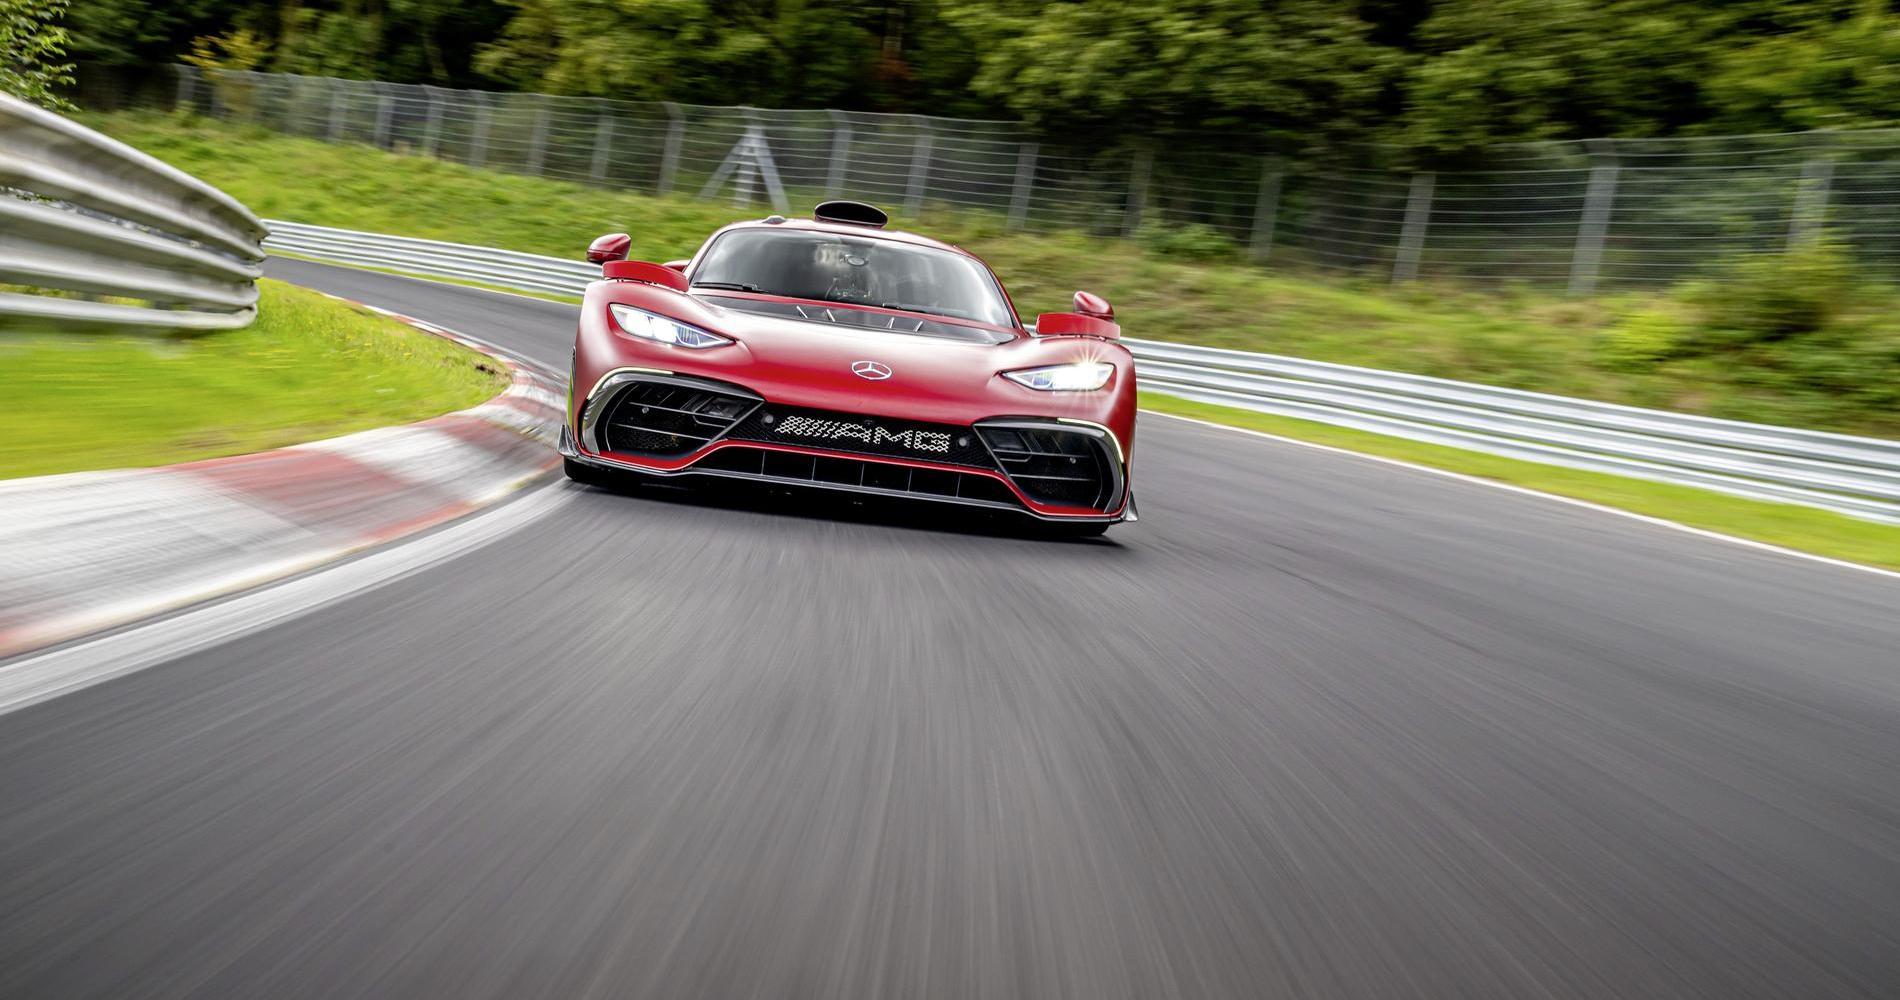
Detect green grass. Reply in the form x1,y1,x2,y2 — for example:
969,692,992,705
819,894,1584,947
1141,392,1900,572
86,110,1900,439
64,112,1900,568
0,279,507,479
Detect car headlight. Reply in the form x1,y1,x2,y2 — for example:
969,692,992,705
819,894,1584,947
608,303,732,349
1002,362,1114,391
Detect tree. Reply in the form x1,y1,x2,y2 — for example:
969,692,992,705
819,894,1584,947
1397,0,1715,152
181,26,271,72
61,0,236,69
1,0,76,108
63,0,507,87
1700,4,1900,133
1395,0,1900,152
475,0,893,107
937,0,1399,144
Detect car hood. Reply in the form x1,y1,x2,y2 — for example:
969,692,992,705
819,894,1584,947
589,284,1132,427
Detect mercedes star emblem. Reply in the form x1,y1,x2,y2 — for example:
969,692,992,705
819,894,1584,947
851,360,893,381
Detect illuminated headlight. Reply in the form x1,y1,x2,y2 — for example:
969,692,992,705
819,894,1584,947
608,303,732,349
1002,362,1114,391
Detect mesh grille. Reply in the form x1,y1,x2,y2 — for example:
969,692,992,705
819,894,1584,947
601,381,757,457
727,405,994,468
976,425,1115,509
696,448,1018,506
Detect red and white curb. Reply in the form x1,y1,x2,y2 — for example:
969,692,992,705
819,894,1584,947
0,299,564,661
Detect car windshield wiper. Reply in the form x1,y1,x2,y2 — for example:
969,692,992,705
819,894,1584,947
691,281,764,292
880,302,965,319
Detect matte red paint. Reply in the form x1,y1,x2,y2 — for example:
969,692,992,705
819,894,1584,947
569,215,1137,519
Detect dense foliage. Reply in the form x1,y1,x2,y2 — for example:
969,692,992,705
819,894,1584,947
2,0,75,107
54,0,1900,150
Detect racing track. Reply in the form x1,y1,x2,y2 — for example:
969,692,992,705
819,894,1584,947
0,258,1896,999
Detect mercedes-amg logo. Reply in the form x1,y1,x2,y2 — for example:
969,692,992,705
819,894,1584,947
851,361,893,381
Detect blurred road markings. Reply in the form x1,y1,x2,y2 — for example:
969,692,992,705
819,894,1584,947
0,484,574,716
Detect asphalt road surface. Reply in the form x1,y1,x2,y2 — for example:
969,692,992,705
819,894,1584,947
1,259,1895,999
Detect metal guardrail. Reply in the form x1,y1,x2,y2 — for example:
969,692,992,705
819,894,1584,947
262,221,1900,524
0,93,267,331
265,220,595,296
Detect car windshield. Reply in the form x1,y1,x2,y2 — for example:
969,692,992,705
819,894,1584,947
691,229,1015,327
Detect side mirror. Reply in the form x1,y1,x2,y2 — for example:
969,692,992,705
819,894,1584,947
662,259,689,273
1035,312,1120,340
1073,291,1113,321
586,233,632,265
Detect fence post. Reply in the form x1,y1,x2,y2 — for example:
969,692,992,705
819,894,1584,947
753,122,791,213
470,92,491,168
372,85,394,148
174,66,196,112
246,70,266,123
658,102,684,195
591,103,616,184
268,73,291,128
1249,159,1283,263
1789,135,1834,246
1392,171,1435,283
421,86,442,158
327,79,345,141
528,96,550,176
1569,139,1619,296
905,118,933,217
1124,146,1154,236
825,111,852,199
1008,142,1039,231
288,73,307,135
732,111,761,207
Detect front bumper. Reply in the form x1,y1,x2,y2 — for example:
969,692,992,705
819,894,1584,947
563,371,1132,523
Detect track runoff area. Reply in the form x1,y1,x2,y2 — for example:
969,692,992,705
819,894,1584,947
0,259,1892,1000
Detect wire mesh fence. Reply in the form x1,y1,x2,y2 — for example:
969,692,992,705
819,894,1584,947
166,66,1900,291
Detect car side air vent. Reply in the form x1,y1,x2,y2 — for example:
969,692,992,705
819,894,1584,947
975,421,1122,511
813,200,888,228
596,378,760,458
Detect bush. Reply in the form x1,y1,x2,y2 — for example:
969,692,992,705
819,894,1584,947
1137,223,1242,262
1684,238,1858,346
1603,238,1867,373
1597,299,1697,371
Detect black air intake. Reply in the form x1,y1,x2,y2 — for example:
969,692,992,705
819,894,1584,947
813,200,889,228
582,375,760,458
695,448,1019,508
975,421,1122,511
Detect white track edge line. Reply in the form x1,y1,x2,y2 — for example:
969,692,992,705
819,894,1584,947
1141,408,1900,583
0,485,574,717
272,252,583,312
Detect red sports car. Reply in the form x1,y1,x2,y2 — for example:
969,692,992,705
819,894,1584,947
558,201,1136,534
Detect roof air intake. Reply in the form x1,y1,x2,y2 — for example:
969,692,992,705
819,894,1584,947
813,200,889,228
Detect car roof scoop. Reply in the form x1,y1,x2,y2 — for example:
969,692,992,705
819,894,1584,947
813,201,889,228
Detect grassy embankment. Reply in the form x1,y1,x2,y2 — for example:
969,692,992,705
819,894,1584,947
85,112,1900,569
1,279,506,479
